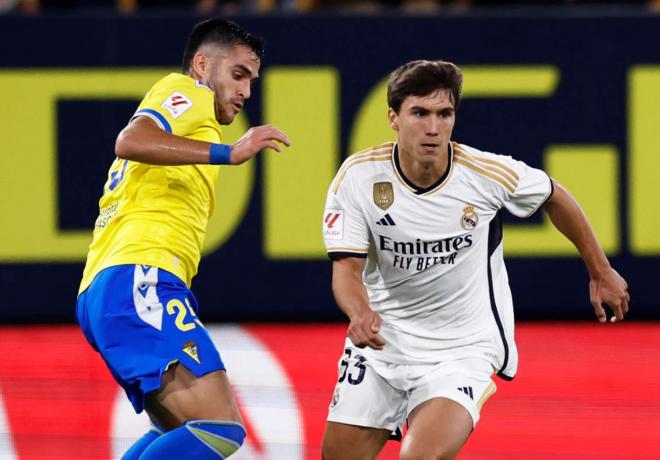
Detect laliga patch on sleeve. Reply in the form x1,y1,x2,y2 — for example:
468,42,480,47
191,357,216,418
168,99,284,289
161,91,193,119
323,209,344,240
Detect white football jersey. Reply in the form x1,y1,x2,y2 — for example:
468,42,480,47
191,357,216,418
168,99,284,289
322,141,552,380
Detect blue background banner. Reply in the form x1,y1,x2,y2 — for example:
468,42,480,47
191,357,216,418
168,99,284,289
0,12,658,322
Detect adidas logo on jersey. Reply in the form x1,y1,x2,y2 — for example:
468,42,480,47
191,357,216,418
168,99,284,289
458,387,474,399
458,386,474,399
376,214,396,226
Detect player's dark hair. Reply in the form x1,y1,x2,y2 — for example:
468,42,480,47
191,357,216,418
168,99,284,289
182,19,264,73
387,60,463,113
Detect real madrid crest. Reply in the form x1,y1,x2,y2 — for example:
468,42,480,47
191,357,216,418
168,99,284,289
461,205,479,230
373,182,394,210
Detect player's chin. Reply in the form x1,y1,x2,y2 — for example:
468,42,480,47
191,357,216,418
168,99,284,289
217,110,236,125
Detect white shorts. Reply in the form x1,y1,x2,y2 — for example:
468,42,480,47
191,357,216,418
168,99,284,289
327,343,497,433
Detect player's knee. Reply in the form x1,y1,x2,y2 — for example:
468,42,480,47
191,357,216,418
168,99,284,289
138,419,246,459
186,420,246,457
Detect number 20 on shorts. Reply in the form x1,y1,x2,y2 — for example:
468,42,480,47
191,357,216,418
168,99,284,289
166,298,198,332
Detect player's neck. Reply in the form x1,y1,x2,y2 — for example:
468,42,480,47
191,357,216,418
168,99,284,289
398,144,450,189
188,69,205,85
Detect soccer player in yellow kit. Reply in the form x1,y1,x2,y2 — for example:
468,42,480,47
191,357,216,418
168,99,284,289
75,19,290,459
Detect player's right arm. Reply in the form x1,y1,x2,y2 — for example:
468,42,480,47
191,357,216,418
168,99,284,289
332,257,385,350
323,158,384,350
115,116,290,166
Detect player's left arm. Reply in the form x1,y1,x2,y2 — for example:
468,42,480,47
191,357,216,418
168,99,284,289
115,117,290,166
542,178,630,323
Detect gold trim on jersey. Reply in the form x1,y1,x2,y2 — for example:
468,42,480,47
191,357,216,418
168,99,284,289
331,143,395,194
453,146,519,193
454,145,520,181
353,141,395,157
477,381,497,411
454,158,516,193
327,247,369,254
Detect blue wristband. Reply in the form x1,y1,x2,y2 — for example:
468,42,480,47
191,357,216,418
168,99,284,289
209,143,232,165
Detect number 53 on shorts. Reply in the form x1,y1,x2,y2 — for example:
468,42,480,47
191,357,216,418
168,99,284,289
338,348,367,385
327,345,408,432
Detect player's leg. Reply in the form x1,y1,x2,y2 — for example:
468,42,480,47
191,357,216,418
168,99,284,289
322,343,407,460
400,358,497,460
122,367,245,459
138,364,245,459
399,397,472,460
78,265,245,458
144,363,242,428
135,270,246,459
322,422,390,460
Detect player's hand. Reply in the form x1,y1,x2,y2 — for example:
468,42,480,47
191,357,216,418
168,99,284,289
347,310,386,350
589,267,630,323
230,124,291,165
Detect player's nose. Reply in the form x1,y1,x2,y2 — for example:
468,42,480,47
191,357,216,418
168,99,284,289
426,116,439,135
238,81,251,100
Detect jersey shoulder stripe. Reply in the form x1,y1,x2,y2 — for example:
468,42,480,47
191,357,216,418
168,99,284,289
352,141,395,157
331,142,394,193
454,146,519,193
133,73,218,138
343,142,394,167
454,145,519,181
133,108,172,133
332,154,391,194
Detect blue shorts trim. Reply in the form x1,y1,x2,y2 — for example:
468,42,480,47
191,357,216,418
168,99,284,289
76,264,225,413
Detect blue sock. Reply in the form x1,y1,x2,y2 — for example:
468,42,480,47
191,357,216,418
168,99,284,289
139,420,246,459
122,423,164,460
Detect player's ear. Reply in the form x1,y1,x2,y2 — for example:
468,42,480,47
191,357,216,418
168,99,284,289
388,107,399,131
191,52,208,79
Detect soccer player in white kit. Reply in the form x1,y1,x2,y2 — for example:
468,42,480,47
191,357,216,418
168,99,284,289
321,60,630,460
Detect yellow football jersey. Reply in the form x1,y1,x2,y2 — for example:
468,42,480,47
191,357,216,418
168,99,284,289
79,73,223,293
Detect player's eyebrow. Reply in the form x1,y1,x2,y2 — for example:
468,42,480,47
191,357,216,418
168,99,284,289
409,105,454,113
234,64,259,81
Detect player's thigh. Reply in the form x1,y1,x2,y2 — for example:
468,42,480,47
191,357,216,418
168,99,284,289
322,421,391,460
401,358,497,460
80,264,228,416
400,397,473,460
145,364,242,430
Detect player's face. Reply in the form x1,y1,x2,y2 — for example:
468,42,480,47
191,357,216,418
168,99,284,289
201,44,260,125
389,89,456,164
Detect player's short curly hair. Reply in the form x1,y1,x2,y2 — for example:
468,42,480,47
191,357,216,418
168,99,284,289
387,60,463,113
182,18,264,73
